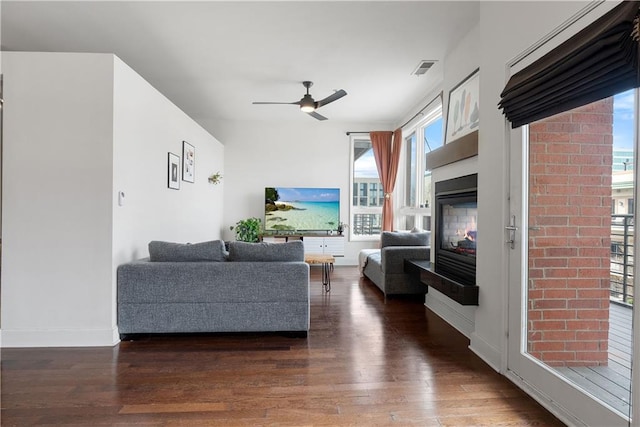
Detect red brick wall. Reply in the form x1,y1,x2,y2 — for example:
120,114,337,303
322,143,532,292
527,98,612,367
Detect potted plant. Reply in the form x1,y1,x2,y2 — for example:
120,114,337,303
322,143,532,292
230,217,262,242
337,221,349,236
208,172,222,185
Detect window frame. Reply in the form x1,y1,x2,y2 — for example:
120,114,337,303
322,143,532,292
349,135,383,241
398,102,443,231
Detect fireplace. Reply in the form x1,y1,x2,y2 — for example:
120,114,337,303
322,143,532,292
434,174,477,286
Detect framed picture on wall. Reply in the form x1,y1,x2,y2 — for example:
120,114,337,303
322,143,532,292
445,68,479,144
168,152,180,190
182,141,195,183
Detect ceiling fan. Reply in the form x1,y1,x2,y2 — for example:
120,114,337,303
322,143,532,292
252,81,347,121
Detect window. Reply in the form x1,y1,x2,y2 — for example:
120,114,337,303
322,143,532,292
349,102,443,238
405,132,417,208
358,182,368,206
370,183,378,206
350,137,382,239
423,116,444,207
398,102,443,231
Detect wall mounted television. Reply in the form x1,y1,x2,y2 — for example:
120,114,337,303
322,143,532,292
265,187,340,232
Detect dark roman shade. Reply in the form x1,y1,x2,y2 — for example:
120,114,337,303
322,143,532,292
499,1,640,128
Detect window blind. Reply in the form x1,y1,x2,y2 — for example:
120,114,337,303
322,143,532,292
499,1,640,128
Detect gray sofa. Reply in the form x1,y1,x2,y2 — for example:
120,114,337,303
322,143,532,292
117,240,310,337
362,231,431,296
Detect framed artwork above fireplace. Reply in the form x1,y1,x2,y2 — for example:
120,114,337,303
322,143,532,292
445,68,479,145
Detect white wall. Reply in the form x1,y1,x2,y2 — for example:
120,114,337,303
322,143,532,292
418,22,494,360
209,119,392,265
2,52,116,346
472,0,597,371
112,57,224,261
112,57,224,332
1,52,225,347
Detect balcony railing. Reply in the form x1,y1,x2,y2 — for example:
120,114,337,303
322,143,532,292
352,213,382,236
611,214,634,305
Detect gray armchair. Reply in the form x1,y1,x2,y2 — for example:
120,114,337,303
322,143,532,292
362,231,431,296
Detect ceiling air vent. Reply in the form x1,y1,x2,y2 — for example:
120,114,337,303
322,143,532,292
412,60,436,76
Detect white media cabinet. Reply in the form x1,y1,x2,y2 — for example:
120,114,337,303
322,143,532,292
260,234,345,257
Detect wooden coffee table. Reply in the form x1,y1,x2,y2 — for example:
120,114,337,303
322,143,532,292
304,254,335,292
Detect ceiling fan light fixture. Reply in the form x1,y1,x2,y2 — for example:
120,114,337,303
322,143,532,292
299,95,316,113
252,81,345,120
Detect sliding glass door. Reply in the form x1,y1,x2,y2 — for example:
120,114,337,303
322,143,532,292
507,91,636,425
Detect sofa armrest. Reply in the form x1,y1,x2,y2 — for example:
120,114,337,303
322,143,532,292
381,246,430,274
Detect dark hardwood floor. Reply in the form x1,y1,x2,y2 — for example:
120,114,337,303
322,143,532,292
1,266,563,426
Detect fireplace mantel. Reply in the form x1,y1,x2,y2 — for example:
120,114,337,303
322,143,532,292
404,260,479,305
426,130,478,170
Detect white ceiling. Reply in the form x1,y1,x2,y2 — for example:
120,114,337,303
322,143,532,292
1,1,479,133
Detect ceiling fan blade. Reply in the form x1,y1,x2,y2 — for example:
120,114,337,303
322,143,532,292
307,111,328,121
252,101,301,105
315,89,347,108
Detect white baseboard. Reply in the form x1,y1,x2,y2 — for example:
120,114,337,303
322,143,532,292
504,370,583,427
424,289,476,338
1,327,120,347
333,257,358,266
469,331,502,372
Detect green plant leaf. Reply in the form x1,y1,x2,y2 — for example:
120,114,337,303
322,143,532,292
233,217,262,242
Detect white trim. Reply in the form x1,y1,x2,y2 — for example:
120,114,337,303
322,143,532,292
1,327,120,348
507,1,612,73
469,331,502,373
504,370,586,427
424,289,475,338
632,86,640,427
399,102,443,230
500,118,514,376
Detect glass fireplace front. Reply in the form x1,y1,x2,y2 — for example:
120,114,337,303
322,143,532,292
434,174,478,286
440,200,477,258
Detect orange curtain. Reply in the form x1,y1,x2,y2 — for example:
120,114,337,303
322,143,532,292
370,129,402,231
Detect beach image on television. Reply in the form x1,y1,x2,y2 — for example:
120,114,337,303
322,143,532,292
265,187,340,232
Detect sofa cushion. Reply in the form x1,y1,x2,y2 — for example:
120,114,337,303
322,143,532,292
380,231,430,248
228,240,304,262
148,240,226,262
366,251,382,270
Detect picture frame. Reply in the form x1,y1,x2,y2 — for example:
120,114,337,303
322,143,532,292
445,68,479,144
168,152,180,190
182,141,195,183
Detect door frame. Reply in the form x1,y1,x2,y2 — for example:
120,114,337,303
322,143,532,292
506,125,629,426
502,2,635,424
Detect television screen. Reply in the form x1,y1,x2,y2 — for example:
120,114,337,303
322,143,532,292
265,187,340,232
